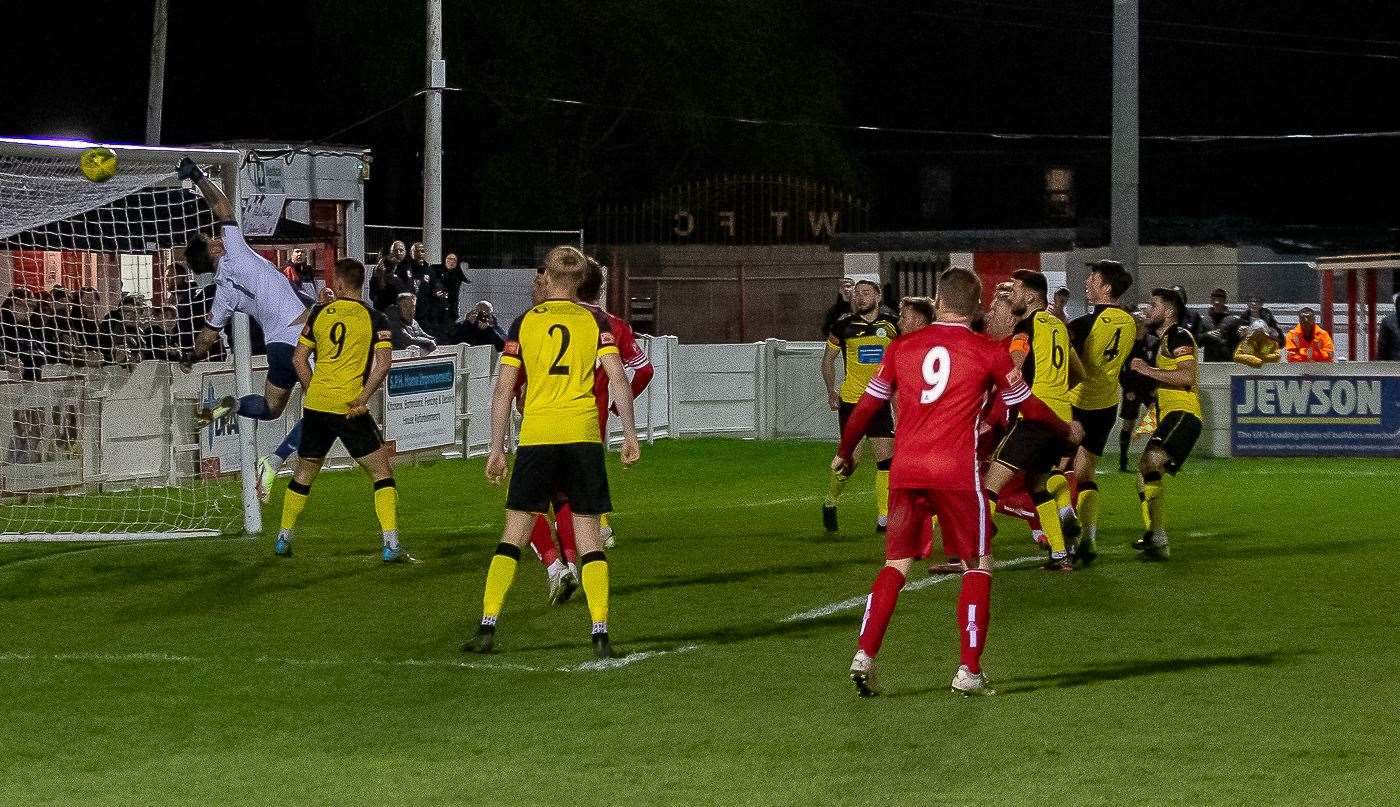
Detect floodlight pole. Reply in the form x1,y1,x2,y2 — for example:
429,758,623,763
1111,0,1139,278
423,0,445,264
145,0,169,145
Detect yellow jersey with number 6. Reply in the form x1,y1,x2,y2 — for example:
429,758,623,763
1009,310,1074,421
298,299,392,414
501,298,618,446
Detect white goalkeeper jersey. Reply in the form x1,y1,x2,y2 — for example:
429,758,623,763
205,221,308,346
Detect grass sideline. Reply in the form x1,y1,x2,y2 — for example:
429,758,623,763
2,439,1397,805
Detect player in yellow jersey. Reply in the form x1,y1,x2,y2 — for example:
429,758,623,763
1065,259,1136,565
274,258,409,562
1127,288,1203,560
983,269,1085,571
462,246,641,659
822,279,899,533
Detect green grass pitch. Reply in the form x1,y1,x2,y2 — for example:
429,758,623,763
2,439,1397,805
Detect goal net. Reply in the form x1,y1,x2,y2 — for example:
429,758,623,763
0,138,251,542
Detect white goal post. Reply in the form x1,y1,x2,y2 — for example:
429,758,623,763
0,137,260,542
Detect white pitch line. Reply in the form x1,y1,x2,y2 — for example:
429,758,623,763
0,644,703,674
779,553,1047,623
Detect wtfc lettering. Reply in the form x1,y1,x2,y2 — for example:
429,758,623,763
671,209,842,239
1236,378,1383,417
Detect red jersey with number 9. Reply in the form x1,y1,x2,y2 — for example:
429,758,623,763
864,322,1030,491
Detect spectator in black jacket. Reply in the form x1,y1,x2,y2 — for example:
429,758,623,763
401,242,450,337
1378,293,1400,361
370,244,407,311
2,288,48,380
821,277,854,339
1243,296,1282,342
441,251,468,324
167,264,210,355
451,300,508,350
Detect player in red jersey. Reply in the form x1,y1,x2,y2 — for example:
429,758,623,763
928,284,1043,575
523,258,654,604
834,268,1081,698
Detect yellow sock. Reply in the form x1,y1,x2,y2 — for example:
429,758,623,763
482,545,520,622
373,479,398,533
1142,474,1164,533
599,513,610,531
280,481,310,531
875,469,890,520
826,468,852,505
1033,490,1066,555
580,554,610,629
1077,486,1099,531
1045,472,1073,514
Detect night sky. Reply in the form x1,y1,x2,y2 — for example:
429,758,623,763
4,1,1398,233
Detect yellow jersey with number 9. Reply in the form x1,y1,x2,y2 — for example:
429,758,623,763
298,299,393,414
501,298,618,446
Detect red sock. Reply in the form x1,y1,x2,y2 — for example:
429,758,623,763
555,502,577,564
857,566,906,658
528,515,558,566
957,569,992,673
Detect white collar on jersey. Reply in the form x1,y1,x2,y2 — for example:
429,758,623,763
931,321,972,330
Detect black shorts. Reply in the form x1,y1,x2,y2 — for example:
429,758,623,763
1120,388,1151,422
298,408,384,460
506,443,612,516
1072,404,1120,457
1148,411,1202,475
839,400,894,439
993,418,1070,475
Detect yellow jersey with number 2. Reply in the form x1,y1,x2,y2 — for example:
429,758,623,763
501,298,618,446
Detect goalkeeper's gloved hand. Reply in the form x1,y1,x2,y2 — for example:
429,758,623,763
177,158,205,182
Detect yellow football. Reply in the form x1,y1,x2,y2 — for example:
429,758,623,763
79,147,118,182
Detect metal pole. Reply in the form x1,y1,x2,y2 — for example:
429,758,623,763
423,0,445,265
1111,0,1139,278
145,0,168,145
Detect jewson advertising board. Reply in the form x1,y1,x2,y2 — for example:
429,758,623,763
384,359,457,452
1231,375,1400,457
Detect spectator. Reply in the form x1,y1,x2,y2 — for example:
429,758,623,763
141,304,180,361
369,245,407,311
68,286,108,364
281,247,318,305
1232,320,1282,367
1203,288,1234,331
1378,293,1400,360
441,251,469,324
1049,286,1071,322
2,288,48,380
1173,285,1203,336
1285,307,1334,362
1243,296,1282,342
99,294,149,367
1199,314,1243,362
451,300,507,350
167,264,211,356
821,276,854,339
385,292,438,353
401,242,450,337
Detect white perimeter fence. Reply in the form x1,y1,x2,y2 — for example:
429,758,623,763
6,338,1399,496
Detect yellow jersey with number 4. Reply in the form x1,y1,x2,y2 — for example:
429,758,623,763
298,299,392,414
1068,304,1136,410
501,298,619,446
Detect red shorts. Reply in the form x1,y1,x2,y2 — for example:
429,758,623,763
887,487,992,562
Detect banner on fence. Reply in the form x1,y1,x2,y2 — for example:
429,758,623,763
1231,375,1400,456
384,359,456,451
